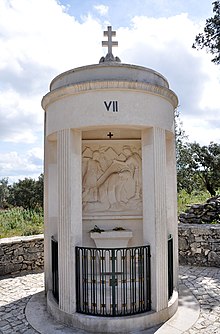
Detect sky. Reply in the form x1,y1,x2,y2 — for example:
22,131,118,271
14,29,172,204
0,0,219,183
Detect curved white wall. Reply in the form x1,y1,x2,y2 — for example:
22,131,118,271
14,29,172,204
42,61,179,332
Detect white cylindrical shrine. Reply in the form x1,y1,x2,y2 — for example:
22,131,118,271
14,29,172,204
42,27,179,333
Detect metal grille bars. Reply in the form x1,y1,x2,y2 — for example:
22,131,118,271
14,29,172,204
76,245,151,317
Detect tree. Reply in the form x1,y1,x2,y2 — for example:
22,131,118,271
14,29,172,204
176,142,220,196
174,110,201,194
189,142,220,196
8,174,44,209
176,141,202,194
34,174,44,208
174,109,188,147
174,111,220,196
193,1,220,64
0,178,10,208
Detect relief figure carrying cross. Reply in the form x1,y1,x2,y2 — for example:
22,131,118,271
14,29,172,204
99,26,121,63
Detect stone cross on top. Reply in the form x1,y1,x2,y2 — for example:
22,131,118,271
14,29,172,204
102,26,118,55
99,26,121,63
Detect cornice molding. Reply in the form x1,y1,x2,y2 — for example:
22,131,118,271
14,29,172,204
42,80,178,110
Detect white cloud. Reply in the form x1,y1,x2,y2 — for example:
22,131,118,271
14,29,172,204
0,0,219,182
0,0,104,180
0,0,103,148
0,148,43,182
94,4,109,16
182,116,220,146
0,89,43,143
118,14,220,144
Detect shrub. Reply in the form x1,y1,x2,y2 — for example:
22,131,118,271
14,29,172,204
0,207,43,238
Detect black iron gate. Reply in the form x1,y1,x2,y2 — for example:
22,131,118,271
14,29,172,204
76,245,151,316
51,237,59,302
168,235,174,299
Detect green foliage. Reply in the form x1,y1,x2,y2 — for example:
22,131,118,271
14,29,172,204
175,110,202,194
174,109,188,145
189,142,220,196
176,140,220,196
0,174,44,238
0,207,44,238
176,141,199,194
178,189,210,214
34,173,44,208
113,226,125,231
0,178,10,209
175,110,220,196
193,1,220,64
8,174,44,209
90,225,105,233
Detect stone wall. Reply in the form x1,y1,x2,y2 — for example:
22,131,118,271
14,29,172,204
179,196,220,224
0,225,220,277
178,224,220,267
0,234,44,276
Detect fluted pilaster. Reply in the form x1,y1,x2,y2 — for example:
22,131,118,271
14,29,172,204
142,127,168,311
57,129,82,313
166,133,178,289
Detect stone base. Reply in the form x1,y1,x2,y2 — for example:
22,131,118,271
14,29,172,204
47,290,178,333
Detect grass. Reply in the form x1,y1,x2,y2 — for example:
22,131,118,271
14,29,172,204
177,189,211,215
0,207,44,239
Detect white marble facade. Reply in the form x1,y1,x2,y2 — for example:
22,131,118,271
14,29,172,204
42,30,179,331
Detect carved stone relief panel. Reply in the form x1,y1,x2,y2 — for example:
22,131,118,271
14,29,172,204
82,141,142,216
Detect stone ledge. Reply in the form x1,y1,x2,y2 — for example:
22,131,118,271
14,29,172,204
0,234,44,244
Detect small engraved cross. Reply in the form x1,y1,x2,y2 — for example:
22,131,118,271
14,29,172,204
107,132,114,139
102,26,118,55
